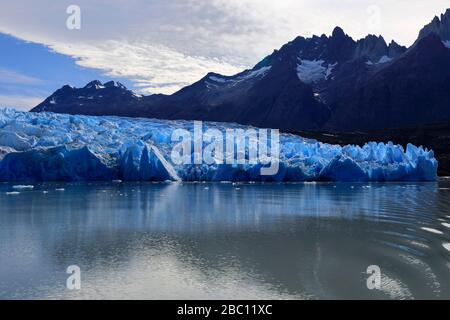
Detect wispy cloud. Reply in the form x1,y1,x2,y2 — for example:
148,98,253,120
0,68,47,110
0,0,448,94
0,94,44,111
0,68,44,86
51,40,244,95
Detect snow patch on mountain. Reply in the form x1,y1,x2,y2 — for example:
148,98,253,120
297,60,336,84
207,66,271,88
240,66,272,80
366,55,393,66
444,40,450,48
88,84,105,89
209,76,229,83
325,63,337,80
378,55,393,63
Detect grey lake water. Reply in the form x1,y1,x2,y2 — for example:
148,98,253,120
1,180,450,300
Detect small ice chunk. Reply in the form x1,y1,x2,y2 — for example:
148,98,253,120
12,185,34,190
421,227,444,235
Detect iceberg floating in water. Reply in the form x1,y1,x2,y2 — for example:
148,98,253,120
0,109,438,182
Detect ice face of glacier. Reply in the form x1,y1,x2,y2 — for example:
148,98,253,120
0,146,115,181
0,109,438,182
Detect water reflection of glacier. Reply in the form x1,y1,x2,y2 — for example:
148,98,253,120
16,182,437,232
1,182,450,299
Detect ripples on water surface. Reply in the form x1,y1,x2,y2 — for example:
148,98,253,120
0,180,450,299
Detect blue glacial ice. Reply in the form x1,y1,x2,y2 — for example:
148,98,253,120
0,109,438,182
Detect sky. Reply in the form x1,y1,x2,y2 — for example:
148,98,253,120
0,0,448,111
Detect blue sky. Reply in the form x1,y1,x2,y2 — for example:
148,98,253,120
0,33,133,111
0,0,448,111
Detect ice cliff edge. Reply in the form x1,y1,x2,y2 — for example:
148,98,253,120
0,109,438,182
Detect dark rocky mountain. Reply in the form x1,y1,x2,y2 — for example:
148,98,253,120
32,9,450,133
34,80,145,117
418,8,450,42
325,33,450,131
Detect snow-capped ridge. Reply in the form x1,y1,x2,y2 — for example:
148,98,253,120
209,75,230,83
84,80,105,89
205,66,271,88
238,66,271,81
83,80,128,90
104,81,127,89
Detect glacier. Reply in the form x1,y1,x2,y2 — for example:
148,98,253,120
0,109,438,182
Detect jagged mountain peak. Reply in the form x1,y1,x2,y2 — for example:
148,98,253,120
84,80,103,89
415,32,448,52
418,8,450,42
331,26,346,38
59,84,75,91
354,34,387,61
388,40,407,58
82,80,128,90
440,8,450,22
261,25,403,68
388,39,403,47
104,81,127,89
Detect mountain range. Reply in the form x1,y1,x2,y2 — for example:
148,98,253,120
32,9,450,133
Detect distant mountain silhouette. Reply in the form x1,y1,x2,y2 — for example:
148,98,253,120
32,9,450,133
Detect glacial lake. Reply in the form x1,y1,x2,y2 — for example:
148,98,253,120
1,180,450,300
